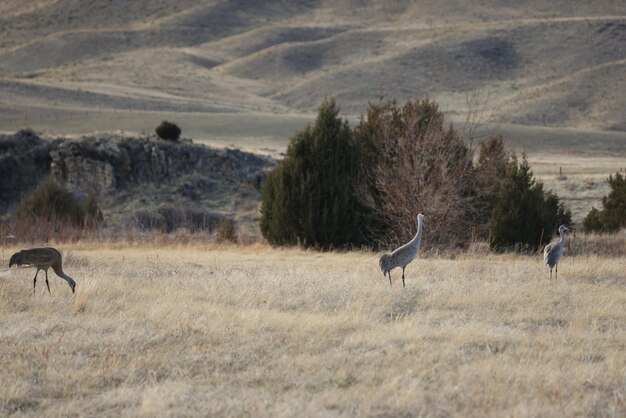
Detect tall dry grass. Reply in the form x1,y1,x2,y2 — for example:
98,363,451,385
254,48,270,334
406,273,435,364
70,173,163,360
0,243,624,417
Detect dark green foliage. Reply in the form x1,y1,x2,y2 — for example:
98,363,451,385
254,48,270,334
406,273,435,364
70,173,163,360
599,172,626,231
16,178,85,227
475,135,509,237
489,154,572,250
583,207,603,232
583,172,626,232
260,98,367,249
156,120,181,141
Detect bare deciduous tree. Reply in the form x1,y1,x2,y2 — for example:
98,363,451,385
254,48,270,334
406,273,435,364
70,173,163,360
356,98,484,249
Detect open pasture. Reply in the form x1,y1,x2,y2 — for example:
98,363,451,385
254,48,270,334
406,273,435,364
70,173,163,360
0,244,624,417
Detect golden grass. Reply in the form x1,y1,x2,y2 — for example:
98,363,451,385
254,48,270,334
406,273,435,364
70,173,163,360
0,243,624,417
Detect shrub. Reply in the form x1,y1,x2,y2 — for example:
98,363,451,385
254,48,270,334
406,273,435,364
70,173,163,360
583,172,626,232
599,172,626,231
156,120,181,141
16,178,84,226
260,98,368,249
14,178,86,241
489,154,572,250
129,206,224,233
583,207,603,232
354,97,481,248
83,191,104,229
217,218,238,243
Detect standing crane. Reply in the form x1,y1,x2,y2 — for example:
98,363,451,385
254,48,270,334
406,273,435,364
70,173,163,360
9,247,76,293
379,213,425,288
543,225,569,280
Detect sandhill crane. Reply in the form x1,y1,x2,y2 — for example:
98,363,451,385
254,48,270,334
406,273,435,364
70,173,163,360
379,213,425,288
9,247,76,293
543,225,568,280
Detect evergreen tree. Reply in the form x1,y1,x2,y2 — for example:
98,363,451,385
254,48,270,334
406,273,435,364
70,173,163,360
583,207,603,232
260,98,367,249
475,135,508,237
599,172,626,231
489,154,571,250
581,172,626,232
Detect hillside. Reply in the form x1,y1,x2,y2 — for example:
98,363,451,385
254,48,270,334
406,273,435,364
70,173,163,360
0,0,624,146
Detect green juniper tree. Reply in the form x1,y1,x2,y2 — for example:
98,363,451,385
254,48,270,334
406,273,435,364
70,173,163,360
582,172,626,232
260,98,368,249
489,154,571,250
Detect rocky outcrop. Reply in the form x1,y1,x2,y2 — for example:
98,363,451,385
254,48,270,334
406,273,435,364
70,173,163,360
0,131,275,230
48,134,272,195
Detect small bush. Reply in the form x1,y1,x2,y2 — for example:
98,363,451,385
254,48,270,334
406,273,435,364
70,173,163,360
583,207,603,232
156,120,181,141
599,172,626,231
582,172,626,232
83,191,104,229
16,178,84,226
217,218,238,243
14,178,86,241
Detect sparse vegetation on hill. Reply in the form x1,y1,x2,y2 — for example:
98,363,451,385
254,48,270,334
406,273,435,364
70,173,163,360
1,1,625,137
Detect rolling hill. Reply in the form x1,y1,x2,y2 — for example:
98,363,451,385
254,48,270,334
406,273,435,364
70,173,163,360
0,0,624,146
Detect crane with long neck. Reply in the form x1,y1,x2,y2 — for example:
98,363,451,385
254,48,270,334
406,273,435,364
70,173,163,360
379,213,425,288
543,225,569,280
9,247,76,293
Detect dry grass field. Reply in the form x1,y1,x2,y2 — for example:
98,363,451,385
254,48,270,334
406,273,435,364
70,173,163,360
1,243,624,417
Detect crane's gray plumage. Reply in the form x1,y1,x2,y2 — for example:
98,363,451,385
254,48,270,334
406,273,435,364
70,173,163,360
9,247,76,293
543,225,568,280
379,213,425,288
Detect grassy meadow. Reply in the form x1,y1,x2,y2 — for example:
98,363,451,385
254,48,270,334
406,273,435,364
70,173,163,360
0,242,624,417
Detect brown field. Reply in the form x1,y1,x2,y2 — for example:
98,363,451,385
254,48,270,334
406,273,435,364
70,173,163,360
1,242,624,417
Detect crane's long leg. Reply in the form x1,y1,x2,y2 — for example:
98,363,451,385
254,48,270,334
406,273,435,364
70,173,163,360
33,269,39,294
549,268,552,280
555,264,558,280
45,269,51,294
388,271,393,287
402,267,406,289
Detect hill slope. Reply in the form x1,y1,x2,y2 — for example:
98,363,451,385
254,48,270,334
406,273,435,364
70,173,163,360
0,0,624,142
